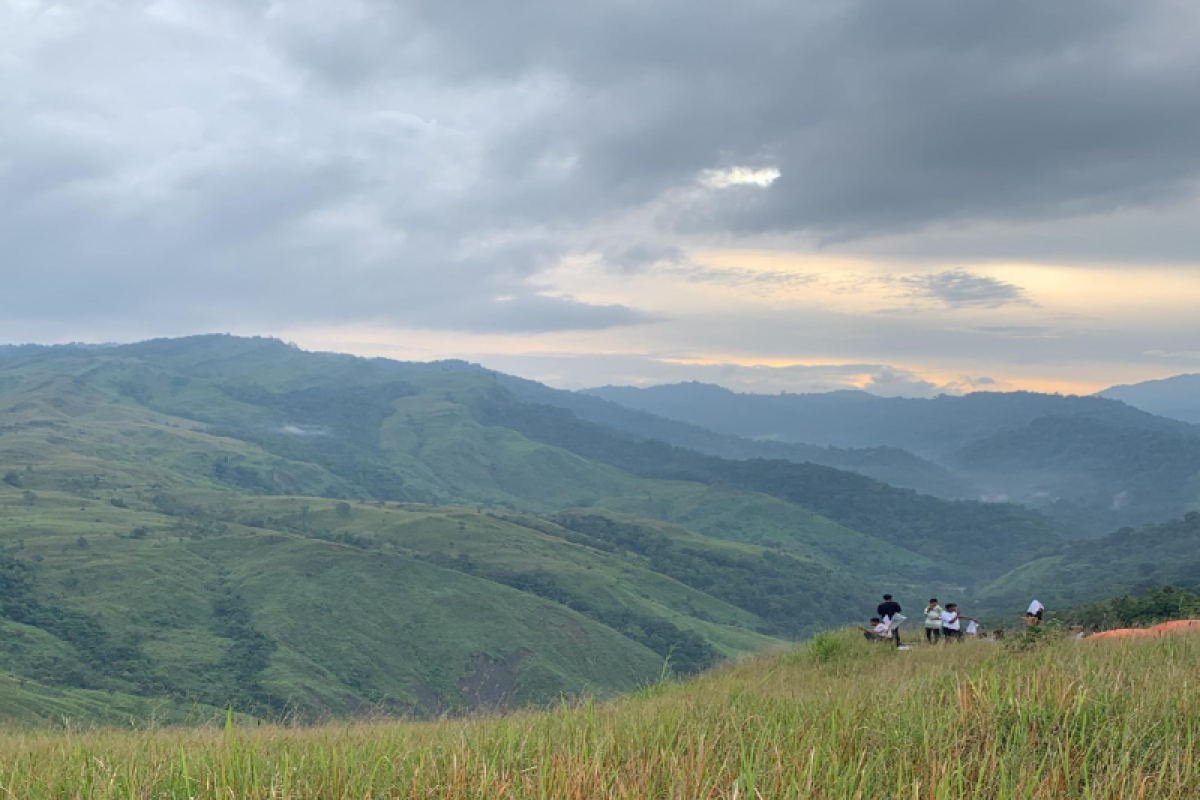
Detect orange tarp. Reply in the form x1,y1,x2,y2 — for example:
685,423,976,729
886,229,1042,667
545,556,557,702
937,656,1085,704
1086,619,1200,640
1087,628,1154,640
1151,619,1200,634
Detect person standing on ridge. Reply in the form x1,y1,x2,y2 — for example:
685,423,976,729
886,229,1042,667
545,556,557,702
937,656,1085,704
877,594,903,647
924,598,944,645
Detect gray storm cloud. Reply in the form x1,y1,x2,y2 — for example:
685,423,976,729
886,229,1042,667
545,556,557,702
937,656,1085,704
1,0,1198,344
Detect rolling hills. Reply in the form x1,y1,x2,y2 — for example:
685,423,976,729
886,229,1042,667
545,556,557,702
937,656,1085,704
588,381,1200,531
496,373,975,498
0,335,1075,721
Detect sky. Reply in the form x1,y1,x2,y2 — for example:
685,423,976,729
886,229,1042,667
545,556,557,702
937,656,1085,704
3,0,1199,397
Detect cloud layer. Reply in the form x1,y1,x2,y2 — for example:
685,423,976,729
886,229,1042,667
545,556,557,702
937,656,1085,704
2,0,1199,392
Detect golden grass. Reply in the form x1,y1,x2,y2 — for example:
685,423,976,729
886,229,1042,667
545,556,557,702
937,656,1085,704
1,632,1197,798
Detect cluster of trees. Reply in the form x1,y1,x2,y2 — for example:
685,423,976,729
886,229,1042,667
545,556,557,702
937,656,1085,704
0,554,152,690
1,538,286,715
1062,586,1200,630
210,586,284,715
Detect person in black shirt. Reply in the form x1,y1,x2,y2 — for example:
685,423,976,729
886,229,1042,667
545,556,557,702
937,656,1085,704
877,594,902,647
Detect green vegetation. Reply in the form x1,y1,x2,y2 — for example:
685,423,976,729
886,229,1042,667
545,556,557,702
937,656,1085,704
953,414,1200,532
585,382,1184,455
474,394,1064,578
1060,585,1200,630
1,634,1198,797
498,372,976,497
978,513,1200,612
0,487,758,719
3,334,1178,724
589,382,1200,531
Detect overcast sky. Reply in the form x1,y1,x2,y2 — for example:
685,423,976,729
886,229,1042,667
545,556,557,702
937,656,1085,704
3,0,1199,395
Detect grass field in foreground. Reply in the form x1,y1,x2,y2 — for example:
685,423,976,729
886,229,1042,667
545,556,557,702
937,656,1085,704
1,632,1198,798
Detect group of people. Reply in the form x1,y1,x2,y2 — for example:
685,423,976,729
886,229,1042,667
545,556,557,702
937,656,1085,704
860,594,984,646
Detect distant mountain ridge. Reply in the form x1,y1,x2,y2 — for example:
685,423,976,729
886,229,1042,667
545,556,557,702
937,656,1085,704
495,374,975,498
587,381,1200,531
586,382,1192,455
1101,373,1200,425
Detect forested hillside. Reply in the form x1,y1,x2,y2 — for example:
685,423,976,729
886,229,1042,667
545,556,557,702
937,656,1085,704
497,374,974,498
589,382,1200,531
977,513,1200,612
585,383,1175,455
472,395,1063,579
3,335,1067,722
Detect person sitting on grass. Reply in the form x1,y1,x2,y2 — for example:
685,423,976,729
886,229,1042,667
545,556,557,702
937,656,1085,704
941,603,977,642
859,617,891,641
924,598,944,644
877,594,903,647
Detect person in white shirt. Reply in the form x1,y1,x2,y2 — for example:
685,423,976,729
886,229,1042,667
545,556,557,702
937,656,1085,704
924,598,945,644
941,603,977,643
859,617,891,642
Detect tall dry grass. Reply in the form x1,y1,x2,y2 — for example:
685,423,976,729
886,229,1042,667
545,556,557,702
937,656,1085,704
1,632,1197,798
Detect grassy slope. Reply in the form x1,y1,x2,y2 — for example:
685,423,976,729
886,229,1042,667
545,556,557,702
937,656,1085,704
1,634,1198,797
475,393,1065,580
188,532,665,714
207,495,780,656
0,346,801,719
0,673,234,728
5,486,771,717
596,481,939,581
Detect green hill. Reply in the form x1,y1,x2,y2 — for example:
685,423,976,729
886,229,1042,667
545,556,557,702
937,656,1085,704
589,381,1200,530
950,414,1200,532
0,335,1070,720
473,394,1064,578
497,373,976,498
976,512,1200,612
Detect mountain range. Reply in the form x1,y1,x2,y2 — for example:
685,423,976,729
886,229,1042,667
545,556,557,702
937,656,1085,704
587,382,1200,532
0,335,1197,723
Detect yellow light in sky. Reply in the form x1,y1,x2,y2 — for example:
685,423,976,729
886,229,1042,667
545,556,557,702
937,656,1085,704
278,247,1200,396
